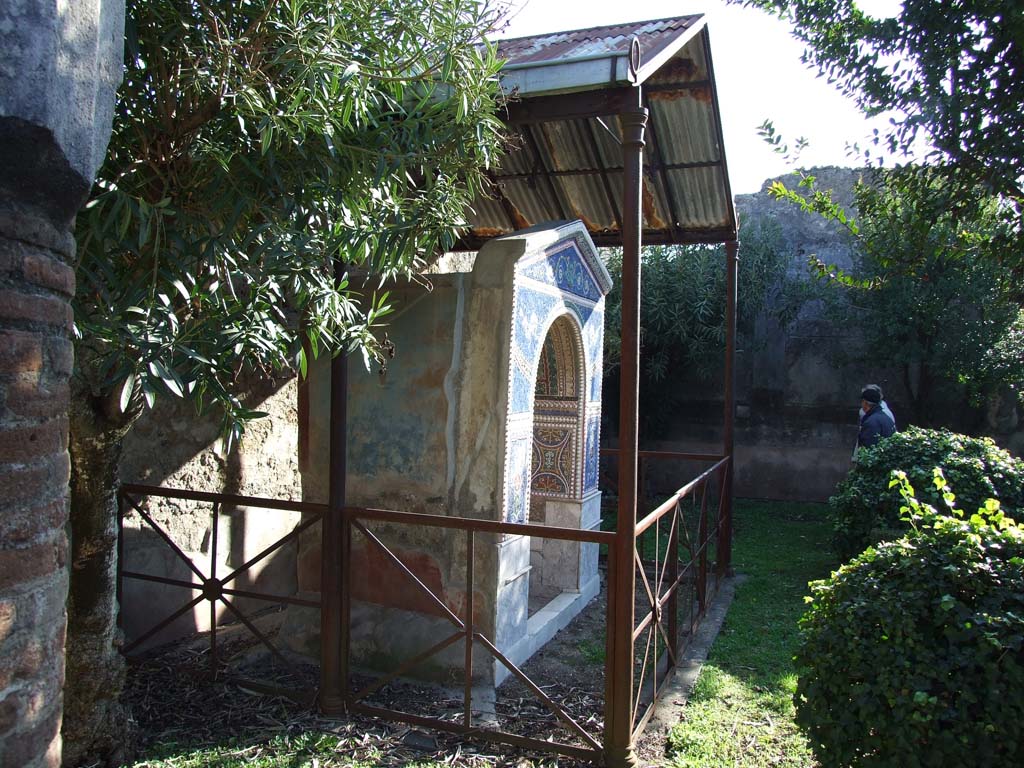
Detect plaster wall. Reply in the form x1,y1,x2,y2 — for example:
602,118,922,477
292,264,519,680
292,275,497,675
633,426,856,504
300,281,460,511
288,268,516,684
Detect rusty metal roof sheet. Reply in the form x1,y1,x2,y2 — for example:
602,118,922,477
497,15,705,94
457,15,737,250
498,15,700,65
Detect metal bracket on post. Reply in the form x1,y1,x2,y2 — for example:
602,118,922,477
605,89,647,768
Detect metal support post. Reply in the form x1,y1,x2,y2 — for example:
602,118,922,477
718,240,739,576
320,262,349,714
604,97,647,768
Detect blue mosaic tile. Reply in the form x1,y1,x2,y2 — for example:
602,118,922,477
584,416,601,492
521,243,602,301
502,228,610,521
510,366,533,414
563,298,597,326
513,292,560,366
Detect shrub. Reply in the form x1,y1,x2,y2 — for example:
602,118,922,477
830,426,1024,559
796,471,1024,767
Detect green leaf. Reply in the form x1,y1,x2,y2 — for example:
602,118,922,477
141,380,156,409
148,359,185,398
260,121,274,156
119,372,136,413
340,62,360,84
172,279,190,302
72,0,508,447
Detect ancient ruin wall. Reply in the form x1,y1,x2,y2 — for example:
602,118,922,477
643,167,1023,502
0,209,77,768
118,377,303,649
0,1,123,765
630,168,872,501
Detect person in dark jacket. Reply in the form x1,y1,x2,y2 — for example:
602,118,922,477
857,386,896,449
859,384,896,429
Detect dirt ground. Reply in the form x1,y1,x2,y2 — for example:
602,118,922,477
124,572,683,767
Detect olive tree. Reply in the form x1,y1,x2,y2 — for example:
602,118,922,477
738,0,1024,208
66,0,506,763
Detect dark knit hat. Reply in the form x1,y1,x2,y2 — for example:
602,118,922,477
860,386,881,404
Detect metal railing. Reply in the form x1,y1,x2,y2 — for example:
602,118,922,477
628,454,729,738
337,506,615,762
117,483,325,702
596,448,730,741
118,451,732,763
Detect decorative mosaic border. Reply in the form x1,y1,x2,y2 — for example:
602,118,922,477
500,225,609,522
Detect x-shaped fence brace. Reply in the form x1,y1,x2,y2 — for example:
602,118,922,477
118,484,324,701
118,455,728,762
628,457,729,735
344,515,604,761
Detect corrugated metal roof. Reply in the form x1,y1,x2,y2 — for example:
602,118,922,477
456,15,737,250
498,15,702,70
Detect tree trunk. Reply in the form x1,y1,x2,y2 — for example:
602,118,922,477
62,378,139,767
901,362,920,426
916,366,934,427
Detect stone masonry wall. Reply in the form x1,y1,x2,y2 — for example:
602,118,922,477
640,167,1023,502
0,210,76,768
118,376,302,649
0,0,123,763
633,168,876,502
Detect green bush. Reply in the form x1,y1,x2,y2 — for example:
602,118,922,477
796,471,1024,767
830,426,1024,560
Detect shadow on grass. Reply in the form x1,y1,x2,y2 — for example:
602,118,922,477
665,498,837,768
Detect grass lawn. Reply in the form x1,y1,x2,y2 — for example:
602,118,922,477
132,733,350,768
665,498,836,768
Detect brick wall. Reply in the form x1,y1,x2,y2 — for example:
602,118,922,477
0,209,77,767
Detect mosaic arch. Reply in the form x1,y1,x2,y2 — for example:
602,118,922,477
530,315,585,502
534,314,582,399
502,230,611,524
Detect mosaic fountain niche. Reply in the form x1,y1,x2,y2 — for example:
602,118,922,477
527,315,600,613
290,220,610,690
490,225,608,679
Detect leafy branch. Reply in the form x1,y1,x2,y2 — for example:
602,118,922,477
76,0,509,446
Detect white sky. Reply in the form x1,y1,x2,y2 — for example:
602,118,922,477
495,0,906,195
